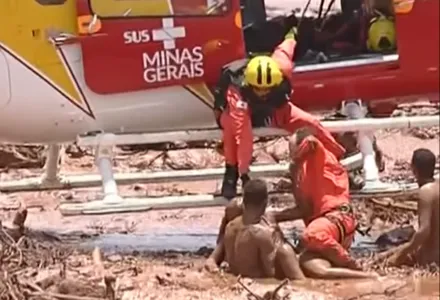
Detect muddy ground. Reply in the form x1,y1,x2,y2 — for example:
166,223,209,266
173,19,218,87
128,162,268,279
0,103,439,300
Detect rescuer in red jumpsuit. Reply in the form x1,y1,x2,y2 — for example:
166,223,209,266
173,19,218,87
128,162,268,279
214,28,346,199
284,128,378,278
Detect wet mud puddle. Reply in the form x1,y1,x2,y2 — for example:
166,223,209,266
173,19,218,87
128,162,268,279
74,228,377,254
80,229,219,253
34,226,439,299
43,222,416,255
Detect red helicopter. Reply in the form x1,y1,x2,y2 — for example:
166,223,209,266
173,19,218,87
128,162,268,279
0,0,437,144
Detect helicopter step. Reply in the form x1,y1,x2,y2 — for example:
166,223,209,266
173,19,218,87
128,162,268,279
1,114,437,194
58,183,423,216
1,114,438,216
61,113,439,216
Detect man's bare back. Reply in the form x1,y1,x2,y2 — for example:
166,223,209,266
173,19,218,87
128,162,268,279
416,179,439,265
224,213,295,279
208,179,305,280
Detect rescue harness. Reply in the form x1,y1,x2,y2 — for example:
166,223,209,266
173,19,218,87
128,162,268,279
321,203,356,245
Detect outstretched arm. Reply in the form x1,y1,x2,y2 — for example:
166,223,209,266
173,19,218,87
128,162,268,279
269,206,304,223
205,238,226,272
271,27,297,81
280,104,346,159
216,199,243,244
387,187,433,264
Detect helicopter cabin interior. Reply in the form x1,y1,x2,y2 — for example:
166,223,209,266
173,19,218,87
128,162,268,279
241,0,399,71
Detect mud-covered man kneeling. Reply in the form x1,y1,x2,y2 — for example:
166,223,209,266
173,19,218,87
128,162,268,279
373,148,439,267
205,179,305,280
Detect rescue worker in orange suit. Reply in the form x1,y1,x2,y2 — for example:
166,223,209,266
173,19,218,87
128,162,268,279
283,128,377,278
213,28,346,200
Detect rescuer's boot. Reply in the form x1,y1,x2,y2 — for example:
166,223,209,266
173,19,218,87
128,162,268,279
221,164,239,200
240,173,250,189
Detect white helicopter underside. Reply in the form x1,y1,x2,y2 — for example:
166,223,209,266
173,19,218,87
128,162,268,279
0,0,349,145
0,43,218,144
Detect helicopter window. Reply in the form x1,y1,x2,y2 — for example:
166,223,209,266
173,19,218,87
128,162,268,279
89,0,230,18
240,0,266,28
35,0,66,5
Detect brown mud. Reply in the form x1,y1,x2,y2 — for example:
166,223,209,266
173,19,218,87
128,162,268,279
0,103,439,299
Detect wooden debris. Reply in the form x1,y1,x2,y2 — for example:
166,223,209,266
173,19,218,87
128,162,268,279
237,276,290,300
0,210,116,300
367,198,417,211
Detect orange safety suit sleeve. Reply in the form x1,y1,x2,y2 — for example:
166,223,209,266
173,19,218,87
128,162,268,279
293,137,324,207
271,35,296,82
220,86,253,175
271,30,346,160
274,102,346,159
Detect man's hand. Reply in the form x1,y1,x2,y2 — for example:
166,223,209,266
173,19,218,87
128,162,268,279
384,250,413,267
271,205,303,223
289,132,318,162
346,258,364,271
385,252,403,267
204,257,220,273
369,245,403,266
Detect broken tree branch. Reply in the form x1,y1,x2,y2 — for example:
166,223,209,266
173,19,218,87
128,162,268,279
236,276,290,300
237,275,262,300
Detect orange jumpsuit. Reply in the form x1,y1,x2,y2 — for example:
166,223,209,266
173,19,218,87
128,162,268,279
220,38,345,175
291,136,357,266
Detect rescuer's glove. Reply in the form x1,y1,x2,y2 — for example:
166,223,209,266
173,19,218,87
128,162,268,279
285,26,298,41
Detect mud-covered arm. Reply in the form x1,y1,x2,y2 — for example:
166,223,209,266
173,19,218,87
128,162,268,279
255,228,277,277
216,199,243,244
393,187,433,258
207,238,226,266
269,206,304,223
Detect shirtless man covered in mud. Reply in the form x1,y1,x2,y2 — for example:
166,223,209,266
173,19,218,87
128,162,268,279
205,179,305,280
374,148,439,267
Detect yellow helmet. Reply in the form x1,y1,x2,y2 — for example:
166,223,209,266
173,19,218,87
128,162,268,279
367,15,397,53
244,56,283,89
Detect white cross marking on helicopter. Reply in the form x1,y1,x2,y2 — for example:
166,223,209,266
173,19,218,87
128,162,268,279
152,18,186,50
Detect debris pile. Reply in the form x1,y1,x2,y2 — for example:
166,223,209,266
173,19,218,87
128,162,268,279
0,209,115,300
0,145,45,169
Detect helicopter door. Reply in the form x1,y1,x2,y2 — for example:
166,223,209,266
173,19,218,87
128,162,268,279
76,0,245,95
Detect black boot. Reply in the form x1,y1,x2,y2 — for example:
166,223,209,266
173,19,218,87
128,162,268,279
221,164,239,200
240,173,250,189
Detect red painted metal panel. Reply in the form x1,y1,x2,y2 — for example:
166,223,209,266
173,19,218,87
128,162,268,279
76,0,245,95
